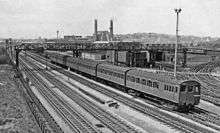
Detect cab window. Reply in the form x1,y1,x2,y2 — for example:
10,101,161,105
188,86,193,93
131,76,135,82
180,86,186,92
136,78,140,83
195,86,199,92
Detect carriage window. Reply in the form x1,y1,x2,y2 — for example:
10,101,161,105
126,75,130,80
188,86,193,92
153,82,159,88
116,73,120,78
147,80,152,87
105,70,108,74
180,86,186,92
195,86,199,92
141,79,146,85
169,86,172,91
136,78,140,83
118,74,122,78
175,87,178,92
103,69,106,74
109,71,113,75
131,76,135,82
113,72,117,77
171,86,174,92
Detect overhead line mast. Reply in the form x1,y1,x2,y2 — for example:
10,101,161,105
174,8,181,78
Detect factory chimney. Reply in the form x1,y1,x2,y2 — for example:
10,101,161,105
94,19,98,41
110,19,113,41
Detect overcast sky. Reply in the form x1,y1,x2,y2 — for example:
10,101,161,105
0,0,220,38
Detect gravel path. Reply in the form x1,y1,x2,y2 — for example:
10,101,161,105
0,65,41,133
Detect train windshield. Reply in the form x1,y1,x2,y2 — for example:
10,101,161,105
181,85,197,93
194,86,200,93
188,86,193,93
180,85,186,92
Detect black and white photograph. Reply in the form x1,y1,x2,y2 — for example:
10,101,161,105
0,0,220,133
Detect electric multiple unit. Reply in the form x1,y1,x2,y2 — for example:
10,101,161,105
45,51,201,110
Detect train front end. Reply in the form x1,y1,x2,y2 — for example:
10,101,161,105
179,80,201,110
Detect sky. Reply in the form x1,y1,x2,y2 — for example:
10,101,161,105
0,0,220,38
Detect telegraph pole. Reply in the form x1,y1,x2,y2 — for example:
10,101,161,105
174,8,181,78
56,30,59,44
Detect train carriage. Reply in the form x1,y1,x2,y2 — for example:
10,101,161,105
44,51,201,110
66,57,80,71
97,64,131,86
179,81,200,107
126,69,200,108
77,58,99,76
126,69,179,103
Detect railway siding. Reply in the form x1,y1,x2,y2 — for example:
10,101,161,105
27,51,220,133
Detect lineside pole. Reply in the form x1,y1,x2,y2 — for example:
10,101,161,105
174,8,181,78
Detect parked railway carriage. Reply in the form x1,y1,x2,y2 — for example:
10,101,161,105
126,69,179,102
44,51,201,110
66,57,80,71
77,58,99,76
97,64,131,86
125,69,200,108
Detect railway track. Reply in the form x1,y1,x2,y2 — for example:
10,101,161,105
20,58,99,133
20,55,140,133
26,51,220,133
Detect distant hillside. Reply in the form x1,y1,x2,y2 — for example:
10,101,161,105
212,39,220,48
115,32,218,44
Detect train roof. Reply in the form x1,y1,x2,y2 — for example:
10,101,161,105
127,69,193,85
98,63,131,73
78,57,100,66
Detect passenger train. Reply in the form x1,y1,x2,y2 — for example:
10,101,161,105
44,51,201,111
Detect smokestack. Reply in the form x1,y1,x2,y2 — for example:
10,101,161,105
94,19,98,41
110,19,113,41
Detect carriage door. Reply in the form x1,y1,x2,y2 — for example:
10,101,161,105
180,85,187,106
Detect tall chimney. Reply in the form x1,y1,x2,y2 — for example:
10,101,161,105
110,19,113,41
94,19,98,41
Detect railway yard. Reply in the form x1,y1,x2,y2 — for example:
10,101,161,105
0,48,218,133
2,0,220,132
